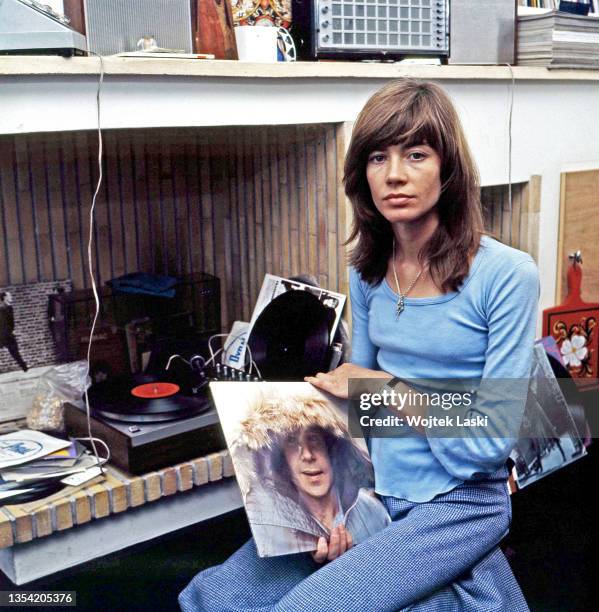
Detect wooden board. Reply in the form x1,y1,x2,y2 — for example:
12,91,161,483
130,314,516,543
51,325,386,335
557,170,599,303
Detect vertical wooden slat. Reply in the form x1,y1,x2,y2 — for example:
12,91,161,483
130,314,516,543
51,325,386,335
305,126,317,277
241,129,257,304
269,126,281,276
325,125,338,292
260,128,273,277
183,132,198,276
160,130,180,274
104,131,125,279
0,137,22,284
253,130,265,290
226,128,241,322
315,125,328,288
159,129,176,275
289,130,300,278
527,175,541,263
199,129,215,276
0,144,10,286
132,129,153,274
68,133,89,288
510,184,522,250
502,186,512,246
28,135,55,281
14,137,38,282
172,129,189,278
235,129,251,321
277,131,291,280
296,126,308,275
117,130,139,273
88,130,112,285
44,134,72,280
145,130,162,274
211,130,229,329
336,122,352,297
193,129,206,274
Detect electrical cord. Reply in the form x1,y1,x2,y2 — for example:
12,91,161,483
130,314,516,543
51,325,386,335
505,63,515,247
81,51,107,474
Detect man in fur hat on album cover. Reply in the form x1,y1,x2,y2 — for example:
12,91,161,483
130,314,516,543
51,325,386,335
231,394,390,558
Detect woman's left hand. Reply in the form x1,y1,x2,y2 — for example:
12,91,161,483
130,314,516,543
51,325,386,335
304,363,390,399
312,525,353,563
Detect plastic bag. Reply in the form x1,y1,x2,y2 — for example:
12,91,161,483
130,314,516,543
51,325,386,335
27,361,90,432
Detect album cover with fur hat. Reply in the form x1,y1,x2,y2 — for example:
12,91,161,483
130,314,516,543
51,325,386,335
211,381,390,557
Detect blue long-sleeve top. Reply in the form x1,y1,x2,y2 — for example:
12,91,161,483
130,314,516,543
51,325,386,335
350,235,539,502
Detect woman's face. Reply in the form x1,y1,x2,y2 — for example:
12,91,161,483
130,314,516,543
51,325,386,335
365,143,442,226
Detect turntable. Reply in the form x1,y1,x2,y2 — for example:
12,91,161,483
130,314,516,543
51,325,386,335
64,372,225,474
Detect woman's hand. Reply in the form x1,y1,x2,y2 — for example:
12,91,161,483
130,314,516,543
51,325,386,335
305,363,390,399
312,525,353,563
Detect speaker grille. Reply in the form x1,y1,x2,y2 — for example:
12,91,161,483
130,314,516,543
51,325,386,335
84,0,192,55
319,0,448,54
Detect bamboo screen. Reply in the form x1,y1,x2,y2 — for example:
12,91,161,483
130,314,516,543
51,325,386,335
0,125,348,330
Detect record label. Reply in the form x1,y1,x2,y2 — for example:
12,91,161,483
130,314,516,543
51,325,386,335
131,382,180,399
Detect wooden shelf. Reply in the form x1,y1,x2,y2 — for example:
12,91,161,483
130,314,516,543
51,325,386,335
0,449,236,549
2,56,599,80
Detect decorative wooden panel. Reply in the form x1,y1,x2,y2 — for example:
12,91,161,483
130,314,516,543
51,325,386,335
481,177,540,260
0,125,347,331
557,169,599,303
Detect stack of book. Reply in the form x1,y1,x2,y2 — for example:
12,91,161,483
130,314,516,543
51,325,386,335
518,10,599,68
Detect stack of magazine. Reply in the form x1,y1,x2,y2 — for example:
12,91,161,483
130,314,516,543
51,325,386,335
518,10,599,68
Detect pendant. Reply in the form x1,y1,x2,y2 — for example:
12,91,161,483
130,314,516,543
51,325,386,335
395,295,405,319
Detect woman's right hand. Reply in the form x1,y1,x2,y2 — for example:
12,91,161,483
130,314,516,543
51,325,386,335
311,525,353,563
305,363,390,399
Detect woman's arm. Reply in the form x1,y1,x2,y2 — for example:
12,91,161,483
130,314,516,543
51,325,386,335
426,259,540,479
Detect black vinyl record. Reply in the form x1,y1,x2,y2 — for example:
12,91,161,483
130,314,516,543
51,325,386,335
248,290,331,381
87,373,210,423
0,480,65,505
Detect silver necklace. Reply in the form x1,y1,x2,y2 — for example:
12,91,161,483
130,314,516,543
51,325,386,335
391,240,424,319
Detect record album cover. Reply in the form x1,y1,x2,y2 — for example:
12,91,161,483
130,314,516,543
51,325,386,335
210,381,390,557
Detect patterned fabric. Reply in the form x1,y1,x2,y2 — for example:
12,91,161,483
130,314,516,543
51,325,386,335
178,468,529,612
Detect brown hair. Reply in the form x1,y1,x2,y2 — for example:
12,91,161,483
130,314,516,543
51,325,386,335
344,78,484,291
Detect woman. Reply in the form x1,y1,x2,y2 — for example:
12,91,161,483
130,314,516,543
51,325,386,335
179,79,538,611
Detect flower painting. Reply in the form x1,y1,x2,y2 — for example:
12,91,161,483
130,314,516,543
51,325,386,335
553,316,595,379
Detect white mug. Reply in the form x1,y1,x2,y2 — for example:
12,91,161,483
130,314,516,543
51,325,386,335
234,26,278,63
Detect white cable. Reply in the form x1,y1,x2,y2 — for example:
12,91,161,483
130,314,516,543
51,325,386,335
206,331,253,372
165,353,191,370
73,436,111,465
81,51,106,473
505,63,515,246
206,333,228,366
